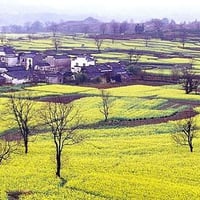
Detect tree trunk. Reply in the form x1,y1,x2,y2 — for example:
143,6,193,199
56,152,61,177
104,114,108,122
24,137,28,154
189,142,193,152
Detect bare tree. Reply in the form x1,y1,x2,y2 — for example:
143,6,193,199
94,36,104,53
170,65,182,82
8,94,34,154
151,19,163,38
41,101,83,178
119,21,128,34
110,20,119,43
110,20,119,35
0,139,17,164
0,140,11,164
144,33,151,47
181,64,197,94
171,110,197,152
128,49,142,65
99,90,113,122
27,34,33,42
180,23,187,48
100,23,107,35
50,23,61,52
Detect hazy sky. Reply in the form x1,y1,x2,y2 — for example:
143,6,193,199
1,0,200,22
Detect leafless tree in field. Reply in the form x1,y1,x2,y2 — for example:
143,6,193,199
180,24,187,48
171,66,181,81
99,90,113,122
128,49,142,65
119,21,128,34
0,139,17,164
94,36,103,53
144,33,151,47
41,100,83,178
171,110,197,152
27,34,33,42
181,64,198,94
50,23,61,52
110,20,119,43
100,23,107,35
8,93,35,154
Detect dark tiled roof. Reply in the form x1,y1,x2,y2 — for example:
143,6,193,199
96,64,112,72
82,65,102,79
54,54,70,59
112,67,127,74
36,62,50,67
5,70,31,79
83,63,128,79
5,66,26,71
45,72,63,77
108,63,127,74
0,46,15,54
21,53,38,58
63,71,73,76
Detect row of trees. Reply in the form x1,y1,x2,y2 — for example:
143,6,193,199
0,90,113,178
2,18,200,35
0,94,83,178
171,64,200,94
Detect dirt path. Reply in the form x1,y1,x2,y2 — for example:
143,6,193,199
2,94,200,141
103,109,197,127
36,94,86,104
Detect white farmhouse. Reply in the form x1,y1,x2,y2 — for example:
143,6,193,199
2,55,18,67
0,46,18,67
2,69,31,84
71,55,95,73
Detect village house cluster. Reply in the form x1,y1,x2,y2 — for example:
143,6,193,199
0,45,128,85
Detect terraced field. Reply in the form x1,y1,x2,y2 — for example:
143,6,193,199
5,33,200,67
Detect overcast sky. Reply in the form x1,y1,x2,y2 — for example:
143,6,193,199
1,0,200,22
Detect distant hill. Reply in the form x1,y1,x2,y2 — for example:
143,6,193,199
58,17,101,33
0,13,102,34
0,13,100,26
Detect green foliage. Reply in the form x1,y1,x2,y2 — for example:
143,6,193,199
75,73,88,84
127,65,142,75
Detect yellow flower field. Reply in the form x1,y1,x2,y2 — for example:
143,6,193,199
0,84,200,199
1,124,200,199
